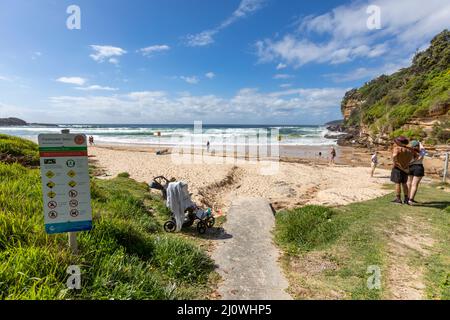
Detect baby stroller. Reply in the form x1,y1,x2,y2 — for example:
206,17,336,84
149,176,215,234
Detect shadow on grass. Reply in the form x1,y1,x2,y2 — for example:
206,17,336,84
415,201,450,209
182,226,233,241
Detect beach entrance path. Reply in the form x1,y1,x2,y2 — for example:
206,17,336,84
212,197,292,300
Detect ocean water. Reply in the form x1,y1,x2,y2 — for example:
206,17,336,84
0,124,338,146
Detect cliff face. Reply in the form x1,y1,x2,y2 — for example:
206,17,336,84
340,30,450,147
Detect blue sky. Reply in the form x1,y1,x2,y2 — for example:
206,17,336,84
0,0,448,124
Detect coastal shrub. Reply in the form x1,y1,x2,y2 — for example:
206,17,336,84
275,205,344,252
390,128,426,140
0,135,215,299
431,120,450,143
117,172,130,178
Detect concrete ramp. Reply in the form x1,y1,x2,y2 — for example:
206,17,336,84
212,197,292,300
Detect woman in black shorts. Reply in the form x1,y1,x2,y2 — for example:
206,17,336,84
407,140,426,205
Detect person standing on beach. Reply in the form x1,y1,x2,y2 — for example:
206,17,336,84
407,140,426,205
370,151,378,177
206,140,210,152
390,136,415,204
329,146,336,165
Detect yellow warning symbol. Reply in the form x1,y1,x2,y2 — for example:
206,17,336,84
46,181,55,189
46,171,55,179
47,191,56,199
67,170,76,178
68,180,77,188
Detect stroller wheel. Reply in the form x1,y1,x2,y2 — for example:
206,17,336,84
164,220,176,233
183,208,195,227
197,221,207,234
206,217,215,228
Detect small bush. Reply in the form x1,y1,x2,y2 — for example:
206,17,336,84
275,205,343,252
390,128,426,140
117,172,130,178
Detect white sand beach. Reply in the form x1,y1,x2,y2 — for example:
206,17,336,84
89,145,393,212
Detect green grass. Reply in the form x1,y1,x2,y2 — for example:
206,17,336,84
0,134,39,166
275,206,344,253
0,135,216,300
276,187,450,300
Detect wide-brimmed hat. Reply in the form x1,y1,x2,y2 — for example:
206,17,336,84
394,136,409,146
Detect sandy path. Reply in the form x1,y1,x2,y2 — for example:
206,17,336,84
386,215,435,299
212,197,292,300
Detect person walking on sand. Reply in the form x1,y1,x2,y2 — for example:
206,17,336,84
370,151,378,177
329,146,337,165
206,140,210,152
407,140,426,205
390,136,415,204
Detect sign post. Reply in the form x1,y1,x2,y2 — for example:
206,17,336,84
38,130,92,253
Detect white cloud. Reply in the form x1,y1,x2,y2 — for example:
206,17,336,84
256,0,450,68
0,75,11,82
56,77,87,86
108,58,119,65
276,63,287,70
31,52,42,60
180,76,199,84
279,83,292,88
75,85,118,91
325,57,412,83
47,86,346,122
273,74,294,80
220,0,265,28
205,72,216,79
186,31,216,47
138,45,170,56
186,0,265,46
90,45,127,64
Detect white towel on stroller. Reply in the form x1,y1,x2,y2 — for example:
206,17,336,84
166,182,195,232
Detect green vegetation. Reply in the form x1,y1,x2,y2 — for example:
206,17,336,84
0,135,215,300
342,30,450,141
117,172,130,178
0,134,39,166
275,206,343,253
275,187,450,300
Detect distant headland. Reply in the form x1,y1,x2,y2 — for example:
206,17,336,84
0,117,57,127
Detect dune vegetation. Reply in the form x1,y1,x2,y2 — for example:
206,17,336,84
0,135,216,300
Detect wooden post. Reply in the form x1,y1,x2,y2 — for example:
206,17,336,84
61,129,78,254
443,152,449,184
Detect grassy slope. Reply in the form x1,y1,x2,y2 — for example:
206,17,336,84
0,136,216,300
0,134,39,166
275,186,450,300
